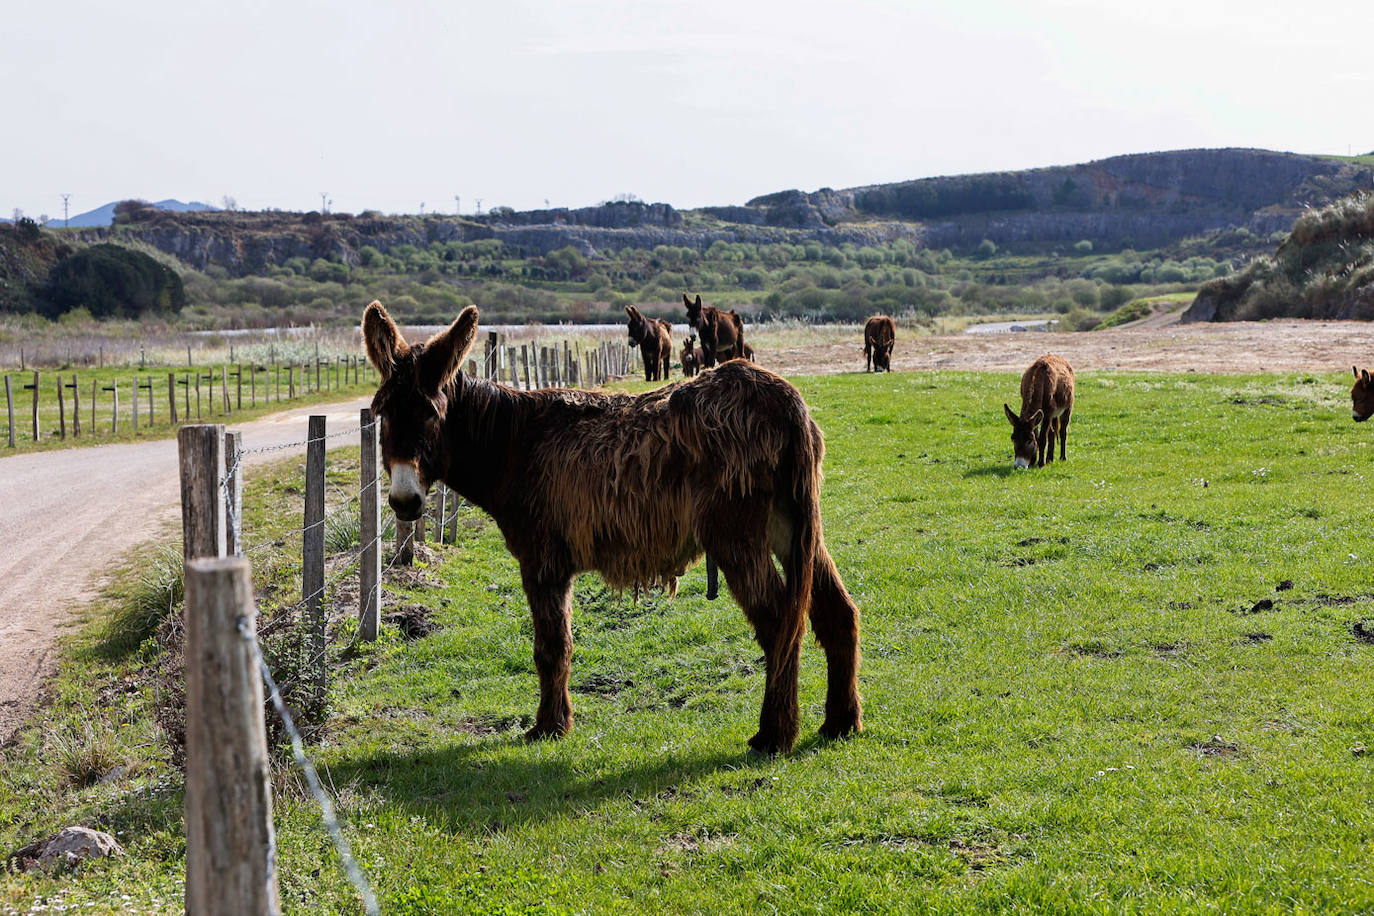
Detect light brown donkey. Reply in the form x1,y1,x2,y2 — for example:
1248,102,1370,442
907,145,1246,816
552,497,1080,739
1003,354,1075,469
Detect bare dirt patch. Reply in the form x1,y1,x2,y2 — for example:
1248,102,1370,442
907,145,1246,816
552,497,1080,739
755,317,1374,375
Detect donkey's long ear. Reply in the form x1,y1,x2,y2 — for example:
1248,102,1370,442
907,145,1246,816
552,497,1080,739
693,294,702,307
419,305,480,395
1355,366,1360,379
682,293,692,308
625,305,640,321
363,300,407,381
1003,403,1019,425
1028,409,1044,428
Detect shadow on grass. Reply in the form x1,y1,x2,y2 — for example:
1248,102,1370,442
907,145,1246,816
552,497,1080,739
328,732,791,833
961,464,1014,479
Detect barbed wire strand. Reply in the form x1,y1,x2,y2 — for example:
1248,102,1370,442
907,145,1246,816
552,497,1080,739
237,614,381,916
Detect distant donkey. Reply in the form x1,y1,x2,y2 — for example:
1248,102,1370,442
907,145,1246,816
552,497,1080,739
1352,367,1374,421
1004,354,1075,468
362,300,862,754
681,333,703,377
683,294,746,366
625,305,672,381
863,315,895,372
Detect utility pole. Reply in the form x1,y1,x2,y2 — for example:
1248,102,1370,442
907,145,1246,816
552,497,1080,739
475,198,482,215
454,195,460,216
319,191,328,214
61,194,71,228
420,202,425,215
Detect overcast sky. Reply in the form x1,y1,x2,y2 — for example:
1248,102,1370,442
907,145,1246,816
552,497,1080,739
4,0,1371,221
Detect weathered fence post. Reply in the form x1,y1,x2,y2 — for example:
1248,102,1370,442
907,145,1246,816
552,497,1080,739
26,371,39,440
395,518,414,566
184,556,281,916
69,375,80,437
178,424,227,561
90,379,97,436
360,409,381,642
169,373,179,425
224,431,243,557
132,377,139,433
522,345,531,390
4,375,13,447
304,415,327,706
507,346,519,387
57,375,66,440
435,483,449,546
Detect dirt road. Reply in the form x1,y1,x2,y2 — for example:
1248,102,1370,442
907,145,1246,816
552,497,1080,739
0,396,372,745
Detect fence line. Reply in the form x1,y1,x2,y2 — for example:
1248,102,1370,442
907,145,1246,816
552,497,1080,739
175,331,638,909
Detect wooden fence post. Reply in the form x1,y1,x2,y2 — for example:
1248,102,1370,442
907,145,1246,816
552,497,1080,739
360,409,381,642
57,375,66,440
90,379,97,436
108,381,119,434
304,415,327,706
4,375,13,447
169,373,179,425
69,375,80,437
27,371,39,441
184,556,281,916
224,431,243,557
395,518,414,566
131,377,139,433
178,424,227,561
445,492,459,543
507,346,519,387
435,484,449,546
522,345,531,390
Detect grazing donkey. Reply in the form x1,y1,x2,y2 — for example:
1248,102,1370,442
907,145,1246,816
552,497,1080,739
681,333,703,377
684,294,745,366
363,300,862,754
625,305,672,382
863,315,895,373
1004,354,1075,469
1352,367,1374,422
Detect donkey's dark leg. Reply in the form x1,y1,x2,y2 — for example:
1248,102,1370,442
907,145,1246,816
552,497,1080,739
520,565,575,741
1044,416,1057,465
704,518,803,754
1038,415,1053,467
1059,407,1071,461
809,543,863,739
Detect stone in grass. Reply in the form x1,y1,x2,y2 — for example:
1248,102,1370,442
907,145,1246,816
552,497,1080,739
6,826,123,872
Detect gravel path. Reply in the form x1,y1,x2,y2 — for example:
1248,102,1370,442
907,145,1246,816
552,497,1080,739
0,396,372,745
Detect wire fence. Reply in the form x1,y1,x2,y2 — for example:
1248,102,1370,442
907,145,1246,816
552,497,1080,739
177,335,639,912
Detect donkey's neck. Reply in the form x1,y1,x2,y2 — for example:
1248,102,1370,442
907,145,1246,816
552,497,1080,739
438,375,530,514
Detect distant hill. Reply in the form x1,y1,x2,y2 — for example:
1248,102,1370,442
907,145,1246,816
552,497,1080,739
46,198,215,229
68,149,1374,277
1183,191,1374,321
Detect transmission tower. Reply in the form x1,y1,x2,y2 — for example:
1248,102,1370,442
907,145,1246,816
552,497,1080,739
60,194,71,228
320,192,328,214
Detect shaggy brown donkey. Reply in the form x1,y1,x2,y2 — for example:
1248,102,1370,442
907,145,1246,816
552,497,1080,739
1352,367,1374,421
1004,354,1075,469
626,305,672,381
864,316,895,372
684,294,745,366
681,333,703,377
363,300,862,754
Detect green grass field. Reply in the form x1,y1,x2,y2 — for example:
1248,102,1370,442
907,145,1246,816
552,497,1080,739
4,369,1373,914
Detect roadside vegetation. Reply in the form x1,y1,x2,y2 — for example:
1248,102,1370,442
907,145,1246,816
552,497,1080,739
4,369,1372,913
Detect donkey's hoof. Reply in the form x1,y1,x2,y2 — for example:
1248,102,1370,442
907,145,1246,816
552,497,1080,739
747,731,794,756
818,716,863,740
523,720,570,742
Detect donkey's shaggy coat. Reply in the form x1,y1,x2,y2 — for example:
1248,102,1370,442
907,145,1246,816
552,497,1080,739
364,301,862,754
